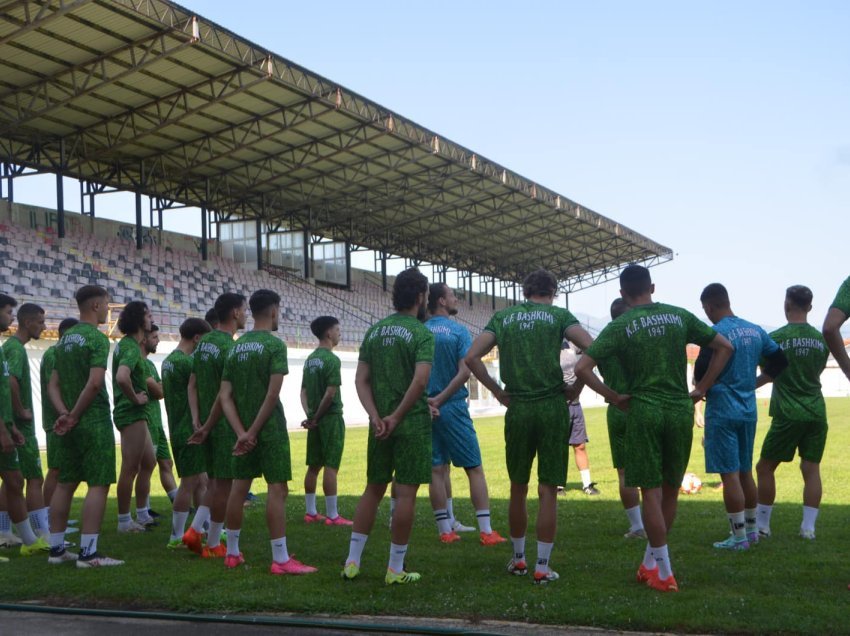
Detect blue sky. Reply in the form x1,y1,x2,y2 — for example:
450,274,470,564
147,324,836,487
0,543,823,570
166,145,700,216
11,1,850,330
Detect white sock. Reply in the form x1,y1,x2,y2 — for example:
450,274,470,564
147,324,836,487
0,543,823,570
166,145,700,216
388,542,407,572
756,504,773,530
35,507,50,536
434,508,451,534
802,505,819,532
652,544,672,579
446,498,455,522
49,531,66,551
305,493,317,516
28,510,41,534
476,509,492,534
15,519,38,545
642,543,655,569
79,533,98,558
535,541,553,574
190,505,211,532
0,511,10,533
117,512,132,526
136,507,152,523
226,528,241,556
745,507,758,534
325,495,338,519
271,536,289,563
626,505,643,531
144,496,151,509
510,535,526,563
207,520,224,547
167,489,178,503
728,511,746,540
171,510,190,540
346,531,369,566
580,469,592,488
389,497,396,519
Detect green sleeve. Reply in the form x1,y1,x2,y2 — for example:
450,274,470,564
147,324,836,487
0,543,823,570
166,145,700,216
559,308,580,335
483,312,500,337
147,360,161,383
585,323,619,361
221,349,236,383
91,332,110,369
686,311,717,347
326,354,342,386
270,339,288,376
416,328,435,365
358,329,372,364
3,342,24,382
830,276,850,317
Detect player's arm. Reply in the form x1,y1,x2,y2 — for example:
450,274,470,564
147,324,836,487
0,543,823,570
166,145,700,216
116,364,148,405
380,362,431,439
218,380,246,438
430,360,471,408
54,367,107,434
823,307,850,381
756,348,789,388
564,324,594,400
690,334,733,401
187,373,202,430
311,385,338,425
245,373,284,439
463,331,509,406
48,369,69,416
8,375,31,421
355,361,382,426
0,414,13,453
146,375,164,401
575,353,629,410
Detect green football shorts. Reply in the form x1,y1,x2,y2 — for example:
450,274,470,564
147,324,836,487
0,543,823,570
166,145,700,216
760,417,828,464
306,413,345,469
504,395,571,486
623,398,693,489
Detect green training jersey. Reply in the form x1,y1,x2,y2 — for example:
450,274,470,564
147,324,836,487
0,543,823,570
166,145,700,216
768,323,828,422
483,301,579,401
597,356,628,395
830,276,850,318
586,302,716,407
221,330,288,431
54,322,111,426
0,345,12,426
358,313,434,431
162,349,193,439
301,347,343,418
111,335,148,425
193,329,235,424
40,345,57,432
145,358,163,430
2,336,31,426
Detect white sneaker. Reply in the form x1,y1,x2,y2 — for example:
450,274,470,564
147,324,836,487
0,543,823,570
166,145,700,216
64,527,79,535
77,553,125,568
758,527,771,538
624,528,647,539
800,528,816,540
117,520,148,534
48,549,79,564
0,531,22,547
451,519,475,533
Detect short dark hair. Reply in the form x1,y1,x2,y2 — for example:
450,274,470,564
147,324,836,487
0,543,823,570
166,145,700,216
214,293,246,323
392,268,429,311
522,269,557,299
786,285,813,309
700,283,730,308
249,289,281,315
117,300,149,335
0,293,17,310
610,298,629,320
204,308,220,327
57,318,79,336
620,265,652,298
16,303,43,324
146,323,159,334
75,285,108,307
310,315,339,339
179,317,212,340
427,283,449,314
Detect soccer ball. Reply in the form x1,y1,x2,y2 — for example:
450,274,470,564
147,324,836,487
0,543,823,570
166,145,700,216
680,472,703,495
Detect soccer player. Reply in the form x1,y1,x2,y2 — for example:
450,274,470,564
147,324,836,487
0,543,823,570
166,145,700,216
162,317,211,548
0,293,49,558
3,303,48,538
755,285,829,540
575,265,733,593
112,301,154,533
220,289,316,574
342,268,434,585
559,342,600,496
465,270,593,585
185,293,246,557
598,298,645,538
142,324,178,515
301,315,352,526
822,275,850,383
696,283,787,550
41,318,78,509
48,285,123,567
425,283,504,546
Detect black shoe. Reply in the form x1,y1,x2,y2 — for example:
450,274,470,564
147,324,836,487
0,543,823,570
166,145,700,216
148,509,162,519
556,486,566,496
582,482,601,496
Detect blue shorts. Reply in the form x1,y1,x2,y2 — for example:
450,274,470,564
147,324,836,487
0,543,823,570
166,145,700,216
431,399,482,468
704,416,756,474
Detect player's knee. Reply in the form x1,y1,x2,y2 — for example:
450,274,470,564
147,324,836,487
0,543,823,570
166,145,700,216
2,472,24,493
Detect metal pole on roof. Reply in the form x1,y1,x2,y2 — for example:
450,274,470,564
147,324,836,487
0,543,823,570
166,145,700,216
255,217,263,271
491,278,496,310
201,178,209,261
381,251,387,292
56,140,65,238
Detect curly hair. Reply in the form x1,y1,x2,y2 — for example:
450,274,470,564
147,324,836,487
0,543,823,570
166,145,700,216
117,300,149,335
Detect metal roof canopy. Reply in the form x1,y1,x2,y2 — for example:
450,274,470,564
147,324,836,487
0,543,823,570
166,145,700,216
0,0,673,292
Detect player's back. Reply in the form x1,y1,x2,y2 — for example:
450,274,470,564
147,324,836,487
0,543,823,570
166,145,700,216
302,347,342,417
222,330,287,430
0,345,11,423
425,315,470,400
54,322,111,422
162,349,193,434
193,329,235,422
768,323,828,422
41,345,58,430
2,337,31,416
